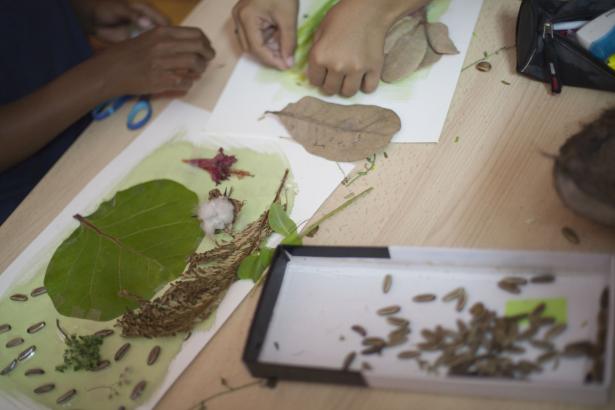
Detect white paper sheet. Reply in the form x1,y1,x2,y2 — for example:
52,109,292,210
0,100,352,410
207,0,484,143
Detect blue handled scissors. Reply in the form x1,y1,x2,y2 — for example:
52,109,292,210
92,95,152,130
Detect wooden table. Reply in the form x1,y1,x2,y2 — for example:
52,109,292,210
2,0,615,409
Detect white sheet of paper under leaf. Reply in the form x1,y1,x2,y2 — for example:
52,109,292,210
207,0,483,143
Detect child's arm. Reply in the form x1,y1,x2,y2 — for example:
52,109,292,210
308,0,430,97
0,27,214,172
232,0,299,70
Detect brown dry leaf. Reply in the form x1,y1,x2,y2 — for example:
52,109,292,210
426,22,459,55
418,44,442,69
382,24,428,83
268,96,401,162
384,16,420,55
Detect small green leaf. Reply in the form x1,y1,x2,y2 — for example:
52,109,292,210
281,233,303,246
268,203,297,236
237,248,275,281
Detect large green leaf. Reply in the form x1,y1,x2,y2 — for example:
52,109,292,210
44,180,204,321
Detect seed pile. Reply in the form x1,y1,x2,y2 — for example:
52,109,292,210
340,273,608,384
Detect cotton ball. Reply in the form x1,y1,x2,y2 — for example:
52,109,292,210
198,197,235,236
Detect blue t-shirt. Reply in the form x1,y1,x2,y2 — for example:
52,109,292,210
0,0,92,224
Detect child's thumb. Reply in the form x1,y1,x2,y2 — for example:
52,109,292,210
275,15,297,69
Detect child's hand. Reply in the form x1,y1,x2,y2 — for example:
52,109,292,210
232,0,299,70
308,1,392,97
98,26,215,95
75,0,169,43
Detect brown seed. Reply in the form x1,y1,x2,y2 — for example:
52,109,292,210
531,302,546,317
413,294,436,303
27,321,46,334
530,339,554,351
561,227,580,244
0,360,17,376
56,389,77,404
417,342,440,351
563,341,595,357
501,277,528,286
342,352,356,371
362,337,386,347
361,345,384,355
10,294,28,302
131,381,146,400
0,324,11,334
442,287,464,302
94,360,111,371
545,323,567,340
387,317,409,327
362,362,373,371
498,281,520,294
115,343,131,362
469,303,485,317
6,337,24,348
351,325,367,337
535,317,556,327
537,351,558,364
382,274,393,294
476,61,492,72
18,345,36,361
25,368,45,376
530,274,555,284
377,305,401,316
398,350,421,359
94,329,114,338
456,292,467,312
147,346,161,365
30,287,48,297
34,383,55,394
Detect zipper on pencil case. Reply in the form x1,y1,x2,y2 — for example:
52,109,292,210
543,22,562,94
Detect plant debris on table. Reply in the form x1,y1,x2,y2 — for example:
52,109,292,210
268,96,401,162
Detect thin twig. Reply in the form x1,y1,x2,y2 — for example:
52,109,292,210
186,380,264,410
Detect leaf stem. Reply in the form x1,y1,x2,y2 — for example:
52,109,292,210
301,186,373,238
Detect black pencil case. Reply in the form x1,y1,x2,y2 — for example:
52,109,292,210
516,0,615,94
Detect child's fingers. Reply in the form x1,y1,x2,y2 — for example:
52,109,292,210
157,53,209,74
273,10,297,68
130,3,170,26
156,36,215,61
158,72,194,92
307,63,326,88
243,17,286,70
361,70,380,94
341,71,364,97
321,70,344,96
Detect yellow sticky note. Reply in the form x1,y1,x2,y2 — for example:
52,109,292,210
505,298,567,324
